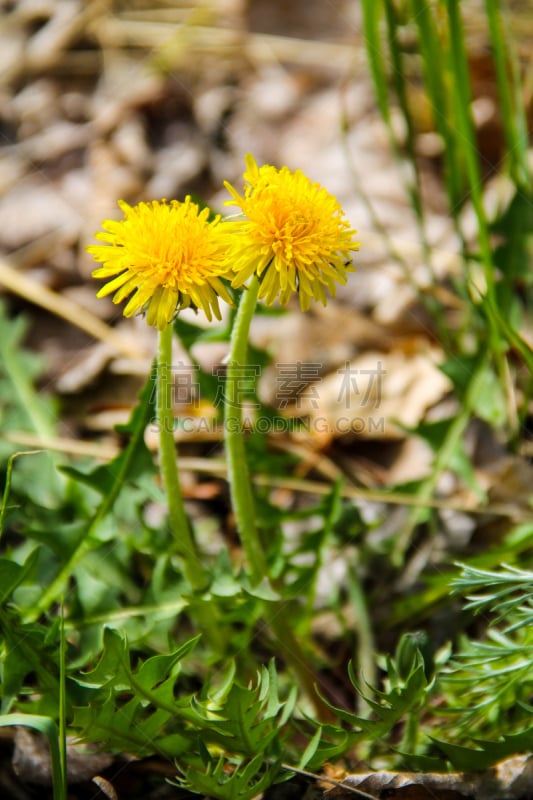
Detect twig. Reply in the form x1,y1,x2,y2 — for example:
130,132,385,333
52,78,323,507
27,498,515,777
0,257,145,359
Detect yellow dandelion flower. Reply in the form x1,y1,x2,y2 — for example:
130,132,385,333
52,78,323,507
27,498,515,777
87,197,233,331
224,154,359,311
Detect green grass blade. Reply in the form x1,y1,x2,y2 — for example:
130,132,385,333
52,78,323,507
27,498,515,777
382,0,425,227
444,0,494,292
485,0,530,189
0,714,66,800
361,0,450,340
361,0,390,124
58,601,68,800
411,0,464,212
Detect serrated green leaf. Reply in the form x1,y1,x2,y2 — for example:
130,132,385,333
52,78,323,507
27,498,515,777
77,627,129,687
0,609,61,711
302,727,354,771
192,661,288,758
135,636,200,691
429,739,497,771
306,661,431,769
432,724,533,770
432,725,533,771
71,627,202,759
0,550,38,604
395,750,448,772
175,752,280,800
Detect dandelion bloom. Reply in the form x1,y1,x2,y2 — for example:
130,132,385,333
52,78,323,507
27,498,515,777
88,198,233,330
224,154,359,311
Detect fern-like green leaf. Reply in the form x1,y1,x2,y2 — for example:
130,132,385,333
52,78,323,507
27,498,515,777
71,628,201,757
191,660,292,757
432,724,533,771
173,752,281,800
304,659,431,770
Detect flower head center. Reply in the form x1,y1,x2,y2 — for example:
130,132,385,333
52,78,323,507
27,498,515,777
244,180,327,263
88,197,233,330
223,153,360,310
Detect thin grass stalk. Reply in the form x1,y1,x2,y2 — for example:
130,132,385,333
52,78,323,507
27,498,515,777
346,554,376,717
362,0,450,343
411,0,464,215
361,0,424,223
413,1,496,359
0,327,64,498
484,0,531,329
410,0,478,349
361,0,391,125
444,1,514,430
0,451,43,543
58,600,68,800
0,716,66,800
485,0,530,190
382,0,428,238
444,0,494,293
384,0,457,350
340,88,413,280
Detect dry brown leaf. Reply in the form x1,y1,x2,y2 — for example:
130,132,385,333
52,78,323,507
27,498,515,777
295,348,451,442
336,756,533,800
12,727,113,786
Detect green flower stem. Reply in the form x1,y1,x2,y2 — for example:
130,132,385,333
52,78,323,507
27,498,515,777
224,276,268,585
401,704,422,756
158,325,227,654
157,324,208,592
224,278,332,721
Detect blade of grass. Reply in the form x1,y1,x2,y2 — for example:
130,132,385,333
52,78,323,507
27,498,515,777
444,0,494,293
382,0,429,249
361,0,449,343
0,317,64,496
0,715,66,800
411,0,465,214
444,2,515,434
485,0,531,190
340,88,414,280
58,601,68,800
361,0,390,126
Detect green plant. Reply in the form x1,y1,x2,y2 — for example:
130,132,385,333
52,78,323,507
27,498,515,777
3,3,533,796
